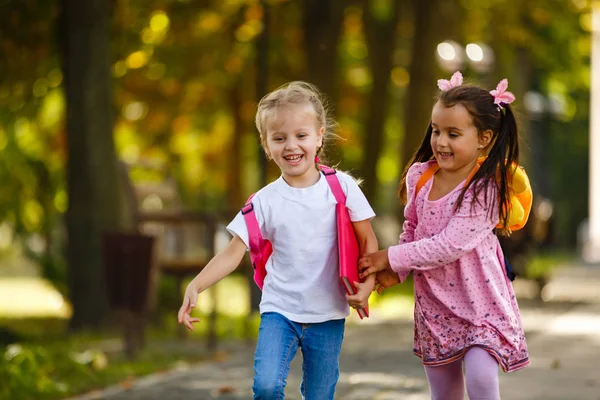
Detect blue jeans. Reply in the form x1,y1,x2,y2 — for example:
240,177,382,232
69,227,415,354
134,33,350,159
252,312,345,399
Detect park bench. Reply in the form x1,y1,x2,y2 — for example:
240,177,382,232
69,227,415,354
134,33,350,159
115,161,224,349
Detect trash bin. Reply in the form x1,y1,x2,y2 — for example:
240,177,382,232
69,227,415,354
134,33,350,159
102,232,155,358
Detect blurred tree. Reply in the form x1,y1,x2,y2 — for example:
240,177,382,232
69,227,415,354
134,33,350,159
58,0,135,329
400,0,443,184
0,0,67,287
359,0,401,201
0,0,591,310
255,0,270,188
112,0,263,209
303,0,346,107
482,0,591,246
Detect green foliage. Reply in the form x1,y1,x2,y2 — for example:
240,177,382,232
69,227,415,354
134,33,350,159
525,250,573,280
548,118,589,246
0,334,211,400
0,344,87,399
0,0,592,282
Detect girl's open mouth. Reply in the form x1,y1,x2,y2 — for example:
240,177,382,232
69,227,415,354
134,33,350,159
283,154,303,164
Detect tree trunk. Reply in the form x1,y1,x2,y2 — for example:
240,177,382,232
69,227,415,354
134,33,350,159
303,0,346,108
401,0,446,169
256,0,270,188
398,0,444,220
360,0,401,201
59,0,134,330
229,83,244,210
489,3,533,167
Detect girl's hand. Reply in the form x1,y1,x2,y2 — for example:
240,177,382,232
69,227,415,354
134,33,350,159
358,249,390,278
375,267,401,294
177,284,201,331
346,279,375,310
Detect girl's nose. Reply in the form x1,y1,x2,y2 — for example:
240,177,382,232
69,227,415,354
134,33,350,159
284,138,298,150
436,135,448,147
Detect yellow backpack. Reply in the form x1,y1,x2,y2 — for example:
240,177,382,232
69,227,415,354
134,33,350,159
414,158,532,232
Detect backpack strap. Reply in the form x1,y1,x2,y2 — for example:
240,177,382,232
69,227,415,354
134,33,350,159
414,163,440,197
414,160,483,197
242,193,262,252
320,165,347,205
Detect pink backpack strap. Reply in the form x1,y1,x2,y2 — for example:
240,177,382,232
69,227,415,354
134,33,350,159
320,165,347,205
242,193,261,252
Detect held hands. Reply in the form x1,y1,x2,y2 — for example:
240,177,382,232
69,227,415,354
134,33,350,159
177,283,201,331
358,249,391,279
374,267,401,294
346,278,375,310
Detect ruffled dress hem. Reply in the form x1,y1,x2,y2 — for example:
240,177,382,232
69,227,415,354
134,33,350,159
413,344,530,373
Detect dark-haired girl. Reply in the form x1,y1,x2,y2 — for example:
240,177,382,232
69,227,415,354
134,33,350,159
359,72,529,399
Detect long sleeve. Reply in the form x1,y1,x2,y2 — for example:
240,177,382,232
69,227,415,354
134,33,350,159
399,190,417,245
388,185,498,275
394,163,424,282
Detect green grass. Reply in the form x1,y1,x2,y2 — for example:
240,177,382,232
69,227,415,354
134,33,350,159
366,275,415,320
0,274,269,400
1,337,213,400
524,250,574,280
0,272,416,400
0,310,262,400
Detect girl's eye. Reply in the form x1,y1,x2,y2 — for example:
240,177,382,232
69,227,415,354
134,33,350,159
273,137,284,142
449,132,459,138
297,133,307,138
432,130,440,135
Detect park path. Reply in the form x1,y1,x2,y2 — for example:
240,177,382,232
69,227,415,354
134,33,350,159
68,263,600,400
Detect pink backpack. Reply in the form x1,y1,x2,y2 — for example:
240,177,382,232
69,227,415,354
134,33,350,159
241,191,273,289
242,165,368,318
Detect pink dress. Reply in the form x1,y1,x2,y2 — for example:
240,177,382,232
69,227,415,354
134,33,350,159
388,161,529,373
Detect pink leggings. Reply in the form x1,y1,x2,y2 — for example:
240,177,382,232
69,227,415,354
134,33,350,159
424,347,500,400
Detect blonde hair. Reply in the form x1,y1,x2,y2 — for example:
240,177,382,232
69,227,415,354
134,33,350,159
255,81,337,163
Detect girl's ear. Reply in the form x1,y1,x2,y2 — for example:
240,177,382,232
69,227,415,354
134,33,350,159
262,138,272,159
479,129,493,149
317,126,325,147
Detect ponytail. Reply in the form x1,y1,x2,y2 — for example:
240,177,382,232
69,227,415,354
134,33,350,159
460,104,519,234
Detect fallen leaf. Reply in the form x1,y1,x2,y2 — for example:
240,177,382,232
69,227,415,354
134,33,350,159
217,386,236,394
211,350,229,362
119,376,135,390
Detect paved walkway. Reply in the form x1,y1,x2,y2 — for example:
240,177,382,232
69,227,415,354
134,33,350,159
68,263,600,400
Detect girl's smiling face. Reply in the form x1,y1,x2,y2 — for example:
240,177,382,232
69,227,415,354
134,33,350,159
264,103,324,188
430,101,491,178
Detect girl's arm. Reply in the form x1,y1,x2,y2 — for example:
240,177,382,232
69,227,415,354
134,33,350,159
399,183,418,245
178,235,247,330
358,165,420,283
394,178,419,282
387,191,496,275
359,190,497,278
358,185,417,288
346,219,377,310
357,165,422,282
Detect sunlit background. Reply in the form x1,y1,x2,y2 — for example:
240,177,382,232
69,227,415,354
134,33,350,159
1,0,600,398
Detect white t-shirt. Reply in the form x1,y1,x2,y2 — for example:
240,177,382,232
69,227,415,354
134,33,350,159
226,170,375,323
